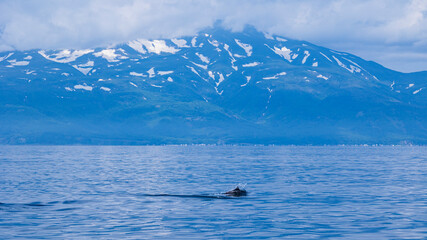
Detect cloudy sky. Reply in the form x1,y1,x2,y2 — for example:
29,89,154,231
0,0,426,72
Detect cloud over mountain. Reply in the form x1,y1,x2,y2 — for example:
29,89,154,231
0,0,426,72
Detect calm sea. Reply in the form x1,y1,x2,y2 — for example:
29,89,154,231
0,145,426,239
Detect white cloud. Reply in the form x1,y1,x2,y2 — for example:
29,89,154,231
0,0,426,72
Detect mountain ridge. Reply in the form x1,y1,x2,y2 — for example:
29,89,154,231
0,25,426,144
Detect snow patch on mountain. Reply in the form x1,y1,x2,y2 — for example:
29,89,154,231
413,88,423,94
235,39,253,57
242,62,260,67
39,49,93,63
223,44,238,71
128,39,179,55
150,83,162,88
171,38,189,48
223,44,233,57
263,72,287,80
317,74,329,80
208,71,215,80
216,73,225,86
208,39,220,48
0,53,14,62
196,53,209,64
343,57,363,69
158,71,174,75
187,66,201,77
214,87,223,95
7,59,29,66
147,67,156,78
144,40,179,54
94,49,127,62
100,87,111,92
191,37,197,47
350,65,361,73
241,76,251,87
72,60,94,75
276,37,287,42
267,45,294,62
74,84,93,91
263,32,274,40
302,51,310,64
130,72,146,77
191,62,208,70
320,52,332,62
331,50,347,56
332,56,360,73
128,40,147,54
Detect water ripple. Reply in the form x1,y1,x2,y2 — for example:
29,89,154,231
0,145,426,239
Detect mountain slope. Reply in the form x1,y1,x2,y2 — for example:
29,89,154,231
0,26,426,144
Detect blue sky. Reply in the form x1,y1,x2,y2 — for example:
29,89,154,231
0,0,426,72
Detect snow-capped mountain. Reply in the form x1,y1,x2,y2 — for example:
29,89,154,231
0,26,426,144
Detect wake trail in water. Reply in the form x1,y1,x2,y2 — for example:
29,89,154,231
141,194,235,199
0,200,91,210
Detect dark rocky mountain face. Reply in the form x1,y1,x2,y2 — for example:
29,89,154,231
0,26,426,144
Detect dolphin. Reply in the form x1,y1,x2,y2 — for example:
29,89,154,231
224,186,247,197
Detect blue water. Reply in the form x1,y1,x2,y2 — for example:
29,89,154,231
0,146,426,239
